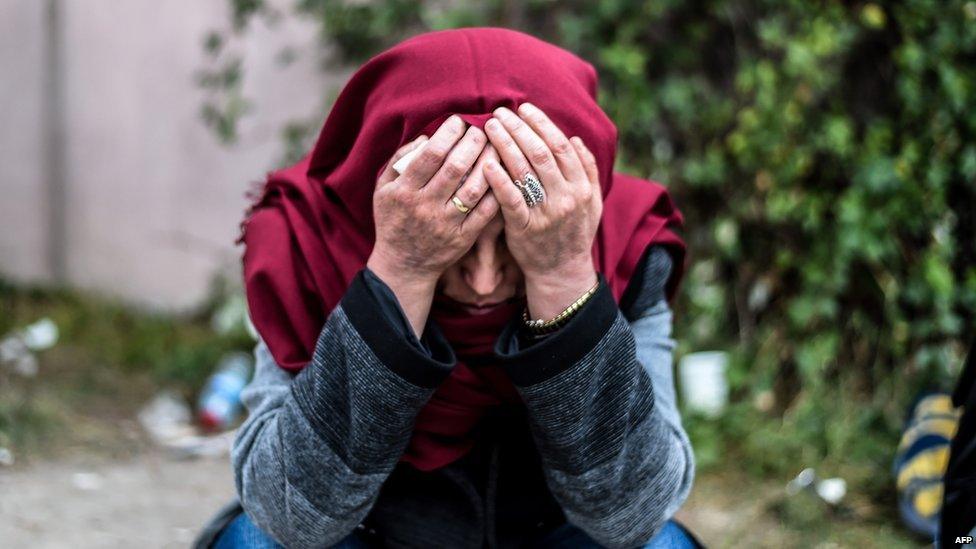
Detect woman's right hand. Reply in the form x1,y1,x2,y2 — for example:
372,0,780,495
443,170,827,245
367,115,500,336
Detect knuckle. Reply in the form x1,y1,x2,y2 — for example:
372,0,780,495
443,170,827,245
515,163,533,178
458,186,481,204
424,144,452,163
404,197,423,213
443,159,469,180
385,187,404,203
556,196,575,214
551,139,572,156
529,146,551,166
579,186,594,202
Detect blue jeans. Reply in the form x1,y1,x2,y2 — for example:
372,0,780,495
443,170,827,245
213,512,698,548
213,514,368,549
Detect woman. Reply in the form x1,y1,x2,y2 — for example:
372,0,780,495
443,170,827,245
201,28,696,548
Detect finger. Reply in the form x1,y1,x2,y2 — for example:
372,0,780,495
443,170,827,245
517,103,586,183
483,157,530,230
445,143,493,217
484,117,537,192
571,136,600,189
426,125,487,202
402,115,466,189
378,135,427,185
461,185,500,235
491,107,565,193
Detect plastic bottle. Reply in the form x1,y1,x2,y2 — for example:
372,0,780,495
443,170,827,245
197,352,252,431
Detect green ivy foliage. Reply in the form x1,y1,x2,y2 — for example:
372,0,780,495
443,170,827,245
211,0,975,492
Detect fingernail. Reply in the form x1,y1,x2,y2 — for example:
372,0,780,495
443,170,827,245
485,118,498,131
518,102,538,115
493,107,513,119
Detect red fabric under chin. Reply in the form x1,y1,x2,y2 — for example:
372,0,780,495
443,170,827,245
240,27,686,471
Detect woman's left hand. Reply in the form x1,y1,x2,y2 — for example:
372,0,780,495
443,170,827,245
482,103,602,321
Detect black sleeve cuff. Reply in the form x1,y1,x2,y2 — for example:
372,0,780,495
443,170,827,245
362,267,434,355
494,276,618,387
341,270,456,388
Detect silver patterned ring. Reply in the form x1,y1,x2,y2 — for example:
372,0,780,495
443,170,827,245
515,173,545,207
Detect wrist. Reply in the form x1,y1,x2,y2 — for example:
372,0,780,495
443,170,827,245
367,249,439,292
524,259,598,321
366,252,438,337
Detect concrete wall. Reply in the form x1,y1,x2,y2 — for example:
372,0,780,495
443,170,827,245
1,0,49,284
0,0,343,309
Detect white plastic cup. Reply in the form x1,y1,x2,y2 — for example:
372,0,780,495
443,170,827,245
678,351,729,417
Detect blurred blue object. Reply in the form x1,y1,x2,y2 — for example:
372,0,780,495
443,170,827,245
198,352,253,431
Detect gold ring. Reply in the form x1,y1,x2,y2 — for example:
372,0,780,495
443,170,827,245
451,196,471,214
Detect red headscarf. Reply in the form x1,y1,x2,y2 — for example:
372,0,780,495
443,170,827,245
241,28,685,471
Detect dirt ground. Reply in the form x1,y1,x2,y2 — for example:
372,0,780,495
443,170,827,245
0,451,235,548
0,451,751,548
0,451,916,549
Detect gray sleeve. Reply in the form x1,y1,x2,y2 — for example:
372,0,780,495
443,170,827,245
496,248,694,549
232,273,455,548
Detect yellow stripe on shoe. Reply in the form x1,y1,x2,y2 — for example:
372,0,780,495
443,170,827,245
912,482,944,518
897,446,951,490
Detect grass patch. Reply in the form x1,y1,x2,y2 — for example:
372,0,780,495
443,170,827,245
0,278,253,460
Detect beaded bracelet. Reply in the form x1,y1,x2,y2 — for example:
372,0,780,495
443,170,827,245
522,280,600,335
